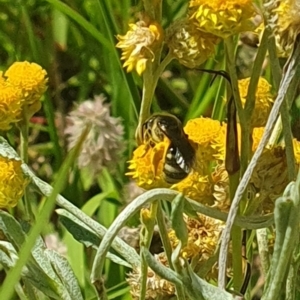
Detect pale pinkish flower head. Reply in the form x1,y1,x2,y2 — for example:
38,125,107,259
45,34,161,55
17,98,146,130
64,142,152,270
65,95,125,178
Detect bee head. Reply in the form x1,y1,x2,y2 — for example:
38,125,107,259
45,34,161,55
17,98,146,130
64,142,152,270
155,114,184,140
142,113,185,146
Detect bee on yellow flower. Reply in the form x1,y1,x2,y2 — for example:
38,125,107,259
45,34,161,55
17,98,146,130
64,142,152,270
127,115,227,206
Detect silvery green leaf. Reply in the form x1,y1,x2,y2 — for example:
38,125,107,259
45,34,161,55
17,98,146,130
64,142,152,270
0,211,26,250
31,235,62,283
181,263,234,300
57,208,132,268
0,241,19,269
171,194,188,246
23,263,63,300
0,137,20,160
57,208,100,248
45,249,84,300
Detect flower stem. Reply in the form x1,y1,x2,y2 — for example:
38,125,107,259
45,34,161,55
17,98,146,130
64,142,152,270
224,37,244,292
231,225,243,291
218,36,300,290
156,201,174,269
256,228,270,276
140,201,158,300
136,52,174,143
19,107,33,221
268,34,296,181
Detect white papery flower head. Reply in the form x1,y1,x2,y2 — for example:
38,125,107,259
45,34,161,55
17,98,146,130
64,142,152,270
65,95,125,178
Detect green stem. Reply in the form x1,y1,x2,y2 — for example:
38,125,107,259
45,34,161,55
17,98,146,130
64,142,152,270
142,0,155,20
231,226,243,291
268,34,296,181
229,171,243,291
243,28,269,119
224,38,248,173
256,228,270,276
156,201,174,269
136,53,174,143
19,109,33,221
224,37,244,292
140,201,158,300
281,100,296,180
286,252,300,300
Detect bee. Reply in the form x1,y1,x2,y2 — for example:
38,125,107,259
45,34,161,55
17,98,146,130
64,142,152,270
142,113,195,184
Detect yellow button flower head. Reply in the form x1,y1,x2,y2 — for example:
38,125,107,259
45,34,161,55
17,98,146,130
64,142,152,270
0,157,29,208
171,172,214,205
5,61,47,116
0,76,24,130
189,0,256,38
184,117,226,167
239,77,273,128
169,213,224,260
268,0,300,57
166,19,220,68
127,140,170,190
116,19,163,75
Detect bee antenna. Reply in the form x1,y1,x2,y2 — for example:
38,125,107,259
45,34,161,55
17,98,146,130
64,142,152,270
196,69,231,86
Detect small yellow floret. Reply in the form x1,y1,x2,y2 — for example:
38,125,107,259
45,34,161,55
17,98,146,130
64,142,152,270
239,77,273,128
189,0,256,38
116,20,163,75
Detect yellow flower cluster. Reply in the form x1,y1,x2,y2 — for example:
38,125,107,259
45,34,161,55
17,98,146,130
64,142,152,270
0,157,29,208
169,213,224,260
269,0,300,57
0,61,48,130
239,77,274,128
189,0,256,39
166,19,220,68
5,61,48,104
116,20,163,75
117,0,258,72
